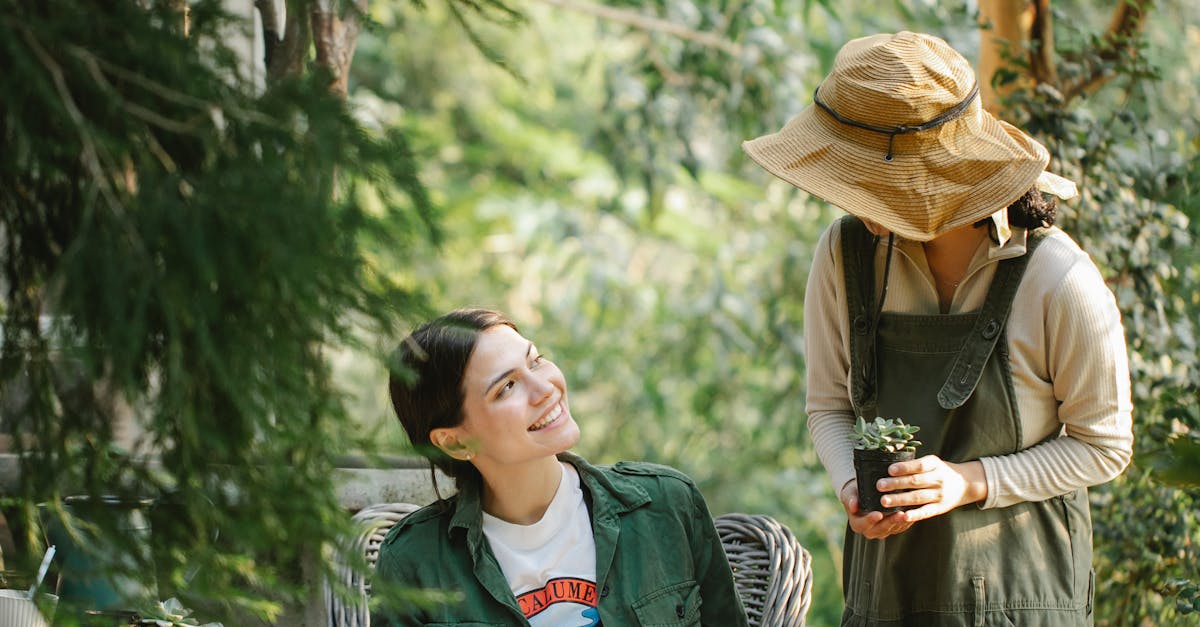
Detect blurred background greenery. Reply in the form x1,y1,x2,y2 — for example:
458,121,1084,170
338,0,1200,622
3,0,1198,624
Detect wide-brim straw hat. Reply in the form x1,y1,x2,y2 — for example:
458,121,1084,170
743,31,1059,242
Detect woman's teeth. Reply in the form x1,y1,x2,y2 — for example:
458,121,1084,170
528,404,563,431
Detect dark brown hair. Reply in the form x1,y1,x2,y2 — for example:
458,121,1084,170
387,308,517,492
976,185,1058,232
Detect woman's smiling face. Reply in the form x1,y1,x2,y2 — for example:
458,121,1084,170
449,325,580,470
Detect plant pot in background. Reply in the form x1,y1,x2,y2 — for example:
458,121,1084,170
0,589,58,627
853,448,916,514
39,496,158,615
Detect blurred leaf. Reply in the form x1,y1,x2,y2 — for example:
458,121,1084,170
1143,435,1200,488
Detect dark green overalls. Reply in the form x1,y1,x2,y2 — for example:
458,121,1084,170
838,216,1093,626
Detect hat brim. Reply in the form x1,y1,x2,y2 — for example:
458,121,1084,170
1036,171,1079,200
743,103,1049,242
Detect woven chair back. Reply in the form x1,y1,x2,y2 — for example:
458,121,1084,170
715,512,814,627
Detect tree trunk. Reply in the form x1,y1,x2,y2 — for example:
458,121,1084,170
977,0,1038,114
311,0,369,98
977,0,1154,115
258,0,367,96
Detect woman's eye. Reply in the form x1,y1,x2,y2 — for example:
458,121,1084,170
495,380,516,398
531,354,545,368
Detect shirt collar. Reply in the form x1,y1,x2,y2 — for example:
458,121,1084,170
987,207,1012,247
986,224,1029,262
888,224,1029,288
447,452,651,541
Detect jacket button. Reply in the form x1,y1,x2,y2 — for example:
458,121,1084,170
675,603,685,618
982,318,1000,340
853,315,869,335
600,585,609,598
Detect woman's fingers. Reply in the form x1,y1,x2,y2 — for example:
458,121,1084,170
880,488,940,510
885,454,938,477
849,510,883,535
842,477,923,539
877,473,929,492
853,512,911,539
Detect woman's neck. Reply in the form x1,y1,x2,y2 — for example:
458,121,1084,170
923,224,987,313
479,455,565,525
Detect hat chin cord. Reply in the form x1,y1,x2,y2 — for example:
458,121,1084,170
812,83,980,161
863,232,896,391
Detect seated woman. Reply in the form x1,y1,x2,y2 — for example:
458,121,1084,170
371,308,748,626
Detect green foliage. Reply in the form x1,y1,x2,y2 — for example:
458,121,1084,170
347,1,1199,624
0,0,434,622
1165,578,1200,616
851,417,922,453
4,0,1189,625
1001,2,1200,622
349,1,854,618
1141,406,1200,489
1105,387,1200,621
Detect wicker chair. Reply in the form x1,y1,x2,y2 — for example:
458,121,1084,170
327,505,813,627
325,502,421,627
715,512,814,627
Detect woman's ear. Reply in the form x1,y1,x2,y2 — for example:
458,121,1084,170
431,427,474,460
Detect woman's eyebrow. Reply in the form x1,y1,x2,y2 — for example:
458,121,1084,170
485,342,534,393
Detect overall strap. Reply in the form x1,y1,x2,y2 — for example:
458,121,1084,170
937,227,1051,409
838,215,879,416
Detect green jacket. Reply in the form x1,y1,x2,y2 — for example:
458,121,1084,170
371,453,749,626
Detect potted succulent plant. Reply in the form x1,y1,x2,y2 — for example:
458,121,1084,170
134,597,222,626
851,417,922,513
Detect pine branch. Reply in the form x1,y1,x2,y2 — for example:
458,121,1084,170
66,45,283,128
18,24,126,220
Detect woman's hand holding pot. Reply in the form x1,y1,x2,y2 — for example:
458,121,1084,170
841,456,989,538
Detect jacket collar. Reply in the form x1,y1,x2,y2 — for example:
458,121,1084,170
446,452,651,543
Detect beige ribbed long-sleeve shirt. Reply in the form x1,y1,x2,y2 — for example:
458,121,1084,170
805,222,1133,509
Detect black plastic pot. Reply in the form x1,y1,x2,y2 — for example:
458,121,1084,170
853,448,916,514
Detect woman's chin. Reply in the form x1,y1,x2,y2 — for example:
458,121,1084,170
554,417,582,452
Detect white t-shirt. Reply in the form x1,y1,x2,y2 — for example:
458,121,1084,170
482,462,600,626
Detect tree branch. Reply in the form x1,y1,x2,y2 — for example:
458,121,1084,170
1029,0,1057,86
531,0,742,57
66,45,283,129
1059,0,1153,103
978,0,1154,113
19,26,125,219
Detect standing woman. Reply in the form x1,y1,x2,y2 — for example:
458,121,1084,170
742,32,1133,625
371,308,748,626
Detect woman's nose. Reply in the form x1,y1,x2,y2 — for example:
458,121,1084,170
528,371,555,403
